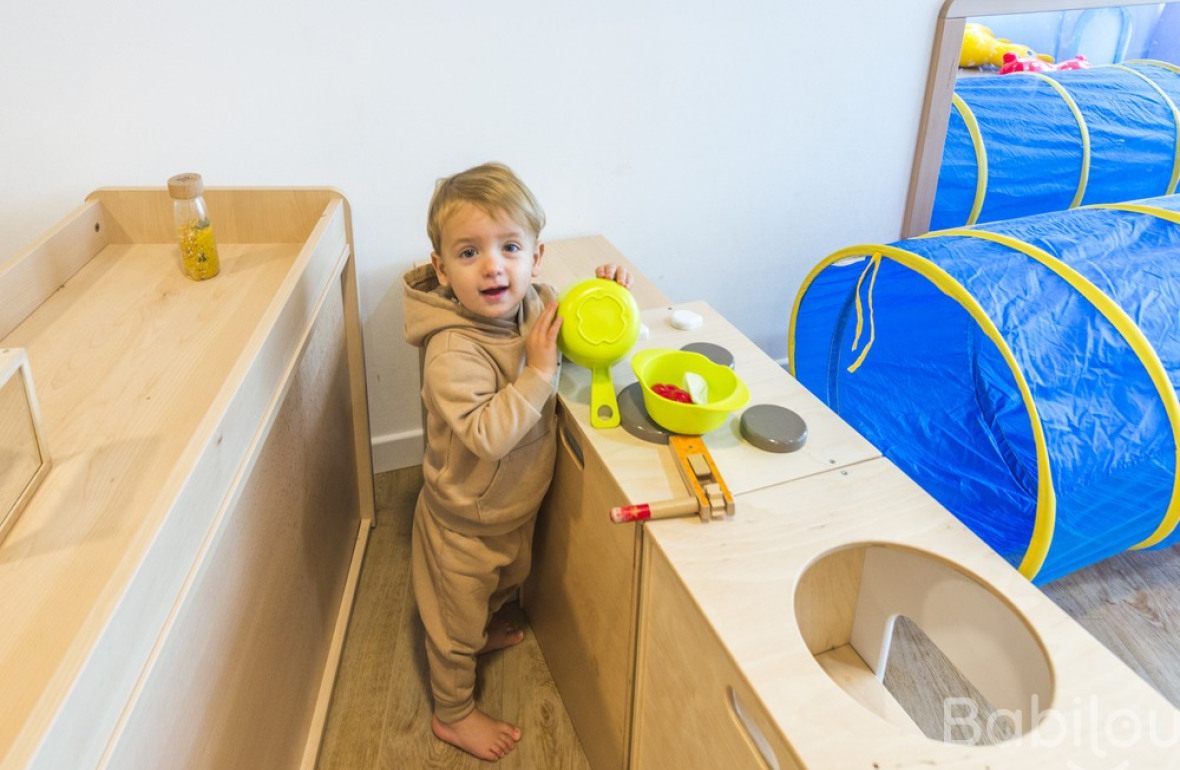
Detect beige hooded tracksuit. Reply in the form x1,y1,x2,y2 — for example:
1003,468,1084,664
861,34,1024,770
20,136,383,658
402,263,560,724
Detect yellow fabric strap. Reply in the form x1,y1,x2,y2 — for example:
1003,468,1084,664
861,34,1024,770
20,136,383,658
951,93,988,226
792,243,1056,580
936,226,1180,551
1027,72,1090,208
847,252,882,373
1109,63,1180,195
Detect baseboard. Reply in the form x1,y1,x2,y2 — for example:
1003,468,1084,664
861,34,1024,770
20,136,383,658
371,428,424,473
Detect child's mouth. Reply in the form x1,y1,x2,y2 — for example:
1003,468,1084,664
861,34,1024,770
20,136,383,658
481,286,508,299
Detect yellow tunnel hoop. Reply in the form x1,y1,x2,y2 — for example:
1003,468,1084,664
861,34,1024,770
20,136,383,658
1025,72,1091,209
950,93,988,226
1108,64,1180,196
1092,200,1180,224
1126,58,1180,74
789,244,1056,580
936,227,1180,550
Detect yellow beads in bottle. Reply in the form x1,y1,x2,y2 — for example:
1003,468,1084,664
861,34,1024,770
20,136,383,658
178,220,221,280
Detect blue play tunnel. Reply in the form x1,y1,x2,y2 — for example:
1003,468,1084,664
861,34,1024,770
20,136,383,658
932,62,1180,230
790,197,1180,583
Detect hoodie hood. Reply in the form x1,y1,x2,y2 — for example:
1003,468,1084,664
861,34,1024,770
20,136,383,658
403,262,556,348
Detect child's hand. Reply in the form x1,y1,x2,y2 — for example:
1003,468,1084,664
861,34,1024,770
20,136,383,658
595,263,632,289
526,301,564,379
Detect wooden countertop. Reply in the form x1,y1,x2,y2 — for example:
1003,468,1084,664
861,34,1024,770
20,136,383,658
555,300,881,506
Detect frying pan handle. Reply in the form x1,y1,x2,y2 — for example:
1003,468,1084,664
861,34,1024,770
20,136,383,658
589,365,621,429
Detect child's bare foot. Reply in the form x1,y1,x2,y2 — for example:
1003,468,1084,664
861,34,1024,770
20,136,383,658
432,710,522,761
478,610,525,654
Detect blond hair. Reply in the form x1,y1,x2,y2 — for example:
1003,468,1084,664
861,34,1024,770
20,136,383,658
427,162,546,254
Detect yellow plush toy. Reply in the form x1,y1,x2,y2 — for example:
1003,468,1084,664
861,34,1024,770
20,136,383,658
959,22,1055,68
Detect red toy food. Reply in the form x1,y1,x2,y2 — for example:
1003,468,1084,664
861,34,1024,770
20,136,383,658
652,383,694,403
999,51,1054,74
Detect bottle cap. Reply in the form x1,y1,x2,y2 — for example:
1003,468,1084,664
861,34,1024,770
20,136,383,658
167,172,205,199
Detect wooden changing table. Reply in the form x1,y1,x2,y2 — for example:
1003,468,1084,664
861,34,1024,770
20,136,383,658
0,189,374,769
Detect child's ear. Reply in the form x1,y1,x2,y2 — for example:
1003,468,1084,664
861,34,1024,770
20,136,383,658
531,242,545,277
430,252,450,287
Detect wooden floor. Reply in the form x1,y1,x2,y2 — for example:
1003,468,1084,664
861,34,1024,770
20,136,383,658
319,466,1180,765
1042,541,1180,707
316,467,590,769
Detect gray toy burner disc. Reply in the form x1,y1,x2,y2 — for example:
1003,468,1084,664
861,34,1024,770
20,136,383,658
740,404,807,453
679,341,735,368
618,382,671,444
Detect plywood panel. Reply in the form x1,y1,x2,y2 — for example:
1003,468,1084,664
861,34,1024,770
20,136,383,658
102,285,356,764
525,408,639,770
0,200,110,340
104,288,359,769
631,541,802,770
86,187,342,244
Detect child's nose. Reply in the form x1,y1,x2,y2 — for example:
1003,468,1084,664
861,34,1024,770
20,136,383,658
482,254,505,275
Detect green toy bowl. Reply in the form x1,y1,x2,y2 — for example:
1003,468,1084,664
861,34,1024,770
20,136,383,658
631,348,750,435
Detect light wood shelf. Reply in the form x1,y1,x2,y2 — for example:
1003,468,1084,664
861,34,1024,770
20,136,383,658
0,188,374,769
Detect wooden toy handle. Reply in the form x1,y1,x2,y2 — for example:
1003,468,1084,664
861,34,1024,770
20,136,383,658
610,497,699,523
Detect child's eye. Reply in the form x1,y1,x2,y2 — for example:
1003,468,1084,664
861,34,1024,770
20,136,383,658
504,243,521,253
459,248,476,259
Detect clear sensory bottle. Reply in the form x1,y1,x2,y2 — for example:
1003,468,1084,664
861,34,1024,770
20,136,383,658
166,172,221,280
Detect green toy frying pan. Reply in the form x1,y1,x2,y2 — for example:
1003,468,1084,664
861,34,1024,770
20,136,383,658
556,278,641,428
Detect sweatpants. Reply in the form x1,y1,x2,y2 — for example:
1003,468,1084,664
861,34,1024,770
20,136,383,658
410,493,536,723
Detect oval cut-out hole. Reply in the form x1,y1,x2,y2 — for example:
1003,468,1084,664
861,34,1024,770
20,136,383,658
795,543,1052,746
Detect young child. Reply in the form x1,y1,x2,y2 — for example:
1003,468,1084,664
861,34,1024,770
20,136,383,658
402,162,630,761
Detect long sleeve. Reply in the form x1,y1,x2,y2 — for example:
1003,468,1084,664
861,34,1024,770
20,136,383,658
424,347,555,461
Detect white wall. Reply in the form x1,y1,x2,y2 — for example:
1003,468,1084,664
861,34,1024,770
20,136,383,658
1,0,944,471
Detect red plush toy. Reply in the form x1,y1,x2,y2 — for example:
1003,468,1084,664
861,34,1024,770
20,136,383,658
999,51,1054,74
1000,52,1089,75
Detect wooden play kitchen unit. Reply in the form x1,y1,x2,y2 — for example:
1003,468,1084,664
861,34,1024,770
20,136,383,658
531,237,1180,769
0,188,374,769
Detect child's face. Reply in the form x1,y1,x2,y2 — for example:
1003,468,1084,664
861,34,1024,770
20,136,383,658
431,202,544,320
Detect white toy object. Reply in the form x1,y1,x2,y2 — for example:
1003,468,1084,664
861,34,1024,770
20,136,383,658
670,308,703,330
